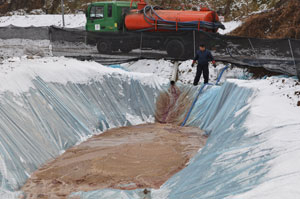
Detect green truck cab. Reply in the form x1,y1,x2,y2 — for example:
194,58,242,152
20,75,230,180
85,1,137,32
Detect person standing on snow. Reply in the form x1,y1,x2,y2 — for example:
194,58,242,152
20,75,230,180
191,44,216,85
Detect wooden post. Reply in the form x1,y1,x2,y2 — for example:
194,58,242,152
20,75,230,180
61,0,65,27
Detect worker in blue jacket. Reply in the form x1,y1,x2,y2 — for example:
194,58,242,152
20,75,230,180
191,44,216,85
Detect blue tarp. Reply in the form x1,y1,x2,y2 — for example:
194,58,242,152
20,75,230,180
70,82,267,199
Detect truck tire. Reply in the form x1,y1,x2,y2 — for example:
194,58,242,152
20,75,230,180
166,40,185,58
97,40,112,54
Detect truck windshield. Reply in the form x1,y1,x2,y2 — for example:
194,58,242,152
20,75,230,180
90,6,104,18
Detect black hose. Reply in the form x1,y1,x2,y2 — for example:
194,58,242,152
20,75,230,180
140,5,225,32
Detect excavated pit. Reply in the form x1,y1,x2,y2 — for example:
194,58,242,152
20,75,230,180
21,85,206,199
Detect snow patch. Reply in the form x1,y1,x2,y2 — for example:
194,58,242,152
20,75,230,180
123,59,249,85
0,14,86,28
0,57,168,95
218,21,242,35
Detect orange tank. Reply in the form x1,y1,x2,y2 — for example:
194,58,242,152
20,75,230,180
125,9,221,32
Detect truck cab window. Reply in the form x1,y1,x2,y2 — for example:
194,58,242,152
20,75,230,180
108,5,113,17
90,6,104,18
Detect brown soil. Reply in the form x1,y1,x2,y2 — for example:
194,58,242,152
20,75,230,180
231,0,300,39
247,67,282,78
0,0,45,15
22,123,206,199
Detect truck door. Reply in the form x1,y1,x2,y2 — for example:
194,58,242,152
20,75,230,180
105,4,117,31
86,4,118,32
86,5,105,31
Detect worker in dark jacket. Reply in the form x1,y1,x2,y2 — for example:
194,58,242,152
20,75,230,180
191,44,216,85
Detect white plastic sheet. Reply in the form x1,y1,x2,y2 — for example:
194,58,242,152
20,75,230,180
0,65,166,198
70,82,258,199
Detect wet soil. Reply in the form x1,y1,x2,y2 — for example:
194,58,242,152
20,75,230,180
155,85,194,125
22,123,206,199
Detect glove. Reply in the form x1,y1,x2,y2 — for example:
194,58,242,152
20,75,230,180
191,61,196,67
212,60,217,67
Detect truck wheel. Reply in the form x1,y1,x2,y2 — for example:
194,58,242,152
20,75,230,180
97,40,112,54
184,48,194,59
166,40,185,58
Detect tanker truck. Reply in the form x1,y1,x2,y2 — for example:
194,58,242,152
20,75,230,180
85,0,225,58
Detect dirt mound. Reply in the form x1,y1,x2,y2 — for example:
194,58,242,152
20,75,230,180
231,0,300,39
22,123,206,199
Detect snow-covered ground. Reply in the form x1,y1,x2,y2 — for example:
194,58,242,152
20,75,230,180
123,59,250,85
218,20,242,34
228,77,300,199
0,56,167,94
0,14,86,28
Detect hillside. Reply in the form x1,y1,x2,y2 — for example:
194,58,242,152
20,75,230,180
0,0,281,21
0,0,87,15
231,0,300,39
